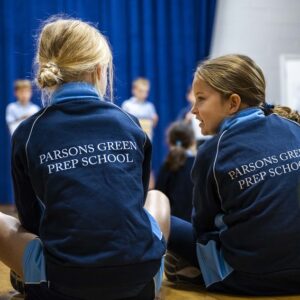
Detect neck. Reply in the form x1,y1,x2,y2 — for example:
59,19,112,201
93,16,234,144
228,103,250,116
239,103,251,111
19,101,29,106
135,98,145,102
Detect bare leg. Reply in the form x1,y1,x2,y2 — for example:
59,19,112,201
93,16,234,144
0,212,36,278
144,190,170,242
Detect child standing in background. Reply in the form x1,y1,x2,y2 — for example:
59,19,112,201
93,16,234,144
122,78,158,140
6,80,40,135
156,121,196,222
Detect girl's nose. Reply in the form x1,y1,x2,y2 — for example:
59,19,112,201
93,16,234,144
191,104,197,115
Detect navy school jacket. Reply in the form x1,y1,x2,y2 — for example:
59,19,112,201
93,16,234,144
11,82,165,293
192,108,300,290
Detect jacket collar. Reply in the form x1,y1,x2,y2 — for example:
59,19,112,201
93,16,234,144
50,82,101,104
220,107,265,133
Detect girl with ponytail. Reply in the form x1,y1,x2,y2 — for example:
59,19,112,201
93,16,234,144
156,121,196,221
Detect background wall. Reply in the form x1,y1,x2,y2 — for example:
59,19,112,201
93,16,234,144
0,0,216,204
211,0,300,108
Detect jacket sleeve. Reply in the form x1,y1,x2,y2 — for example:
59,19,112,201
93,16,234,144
11,127,42,235
192,143,222,245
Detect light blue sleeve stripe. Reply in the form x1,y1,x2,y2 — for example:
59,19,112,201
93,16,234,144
23,239,47,284
153,258,164,296
144,208,163,240
196,240,233,287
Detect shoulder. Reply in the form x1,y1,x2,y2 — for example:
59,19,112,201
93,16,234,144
121,99,130,105
122,98,134,106
121,99,135,111
6,102,17,110
12,107,48,144
146,102,155,109
192,134,225,176
104,101,147,141
30,103,40,110
222,113,300,140
197,134,222,160
107,101,140,124
270,113,300,128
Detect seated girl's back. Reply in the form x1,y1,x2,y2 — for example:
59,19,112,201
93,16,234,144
11,18,166,300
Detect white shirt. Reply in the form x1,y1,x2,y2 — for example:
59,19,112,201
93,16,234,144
121,97,157,120
6,101,40,135
121,97,158,140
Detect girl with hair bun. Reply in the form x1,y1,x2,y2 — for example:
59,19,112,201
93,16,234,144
0,17,169,300
167,54,300,295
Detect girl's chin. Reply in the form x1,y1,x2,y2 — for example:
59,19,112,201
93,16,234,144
200,127,213,136
199,123,208,135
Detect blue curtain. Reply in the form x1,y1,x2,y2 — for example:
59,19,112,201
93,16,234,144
0,0,216,204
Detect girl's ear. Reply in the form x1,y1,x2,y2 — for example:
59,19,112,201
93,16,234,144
228,93,242,114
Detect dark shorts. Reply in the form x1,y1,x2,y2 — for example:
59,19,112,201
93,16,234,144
25,280,155,300
23,211,164,300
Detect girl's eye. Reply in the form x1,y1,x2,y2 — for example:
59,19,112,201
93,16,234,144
197,97,205,102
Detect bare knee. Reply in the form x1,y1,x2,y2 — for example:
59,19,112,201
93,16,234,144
0,212,23,258
0,212,20,238
0,212,36,277
144,190,170,241
0,212,14,240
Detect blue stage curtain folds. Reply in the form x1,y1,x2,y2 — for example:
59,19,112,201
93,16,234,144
0,0,216,204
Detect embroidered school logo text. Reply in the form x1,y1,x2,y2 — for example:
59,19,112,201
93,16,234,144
39,141,137,174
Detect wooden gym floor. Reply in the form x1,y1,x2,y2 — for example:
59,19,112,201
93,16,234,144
1,205,300,299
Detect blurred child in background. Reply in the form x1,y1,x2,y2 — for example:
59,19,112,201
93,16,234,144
122,78,158,189
156,121,196,222
122,78,158,141
6,80,40,135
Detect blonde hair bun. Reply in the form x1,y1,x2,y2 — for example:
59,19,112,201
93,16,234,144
37,62,63,88
36,17,113,104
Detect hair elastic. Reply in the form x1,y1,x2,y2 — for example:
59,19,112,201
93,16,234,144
261,102,274,115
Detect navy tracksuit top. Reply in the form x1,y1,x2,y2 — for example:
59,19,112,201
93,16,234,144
11,82,165,292
192,108,300,294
